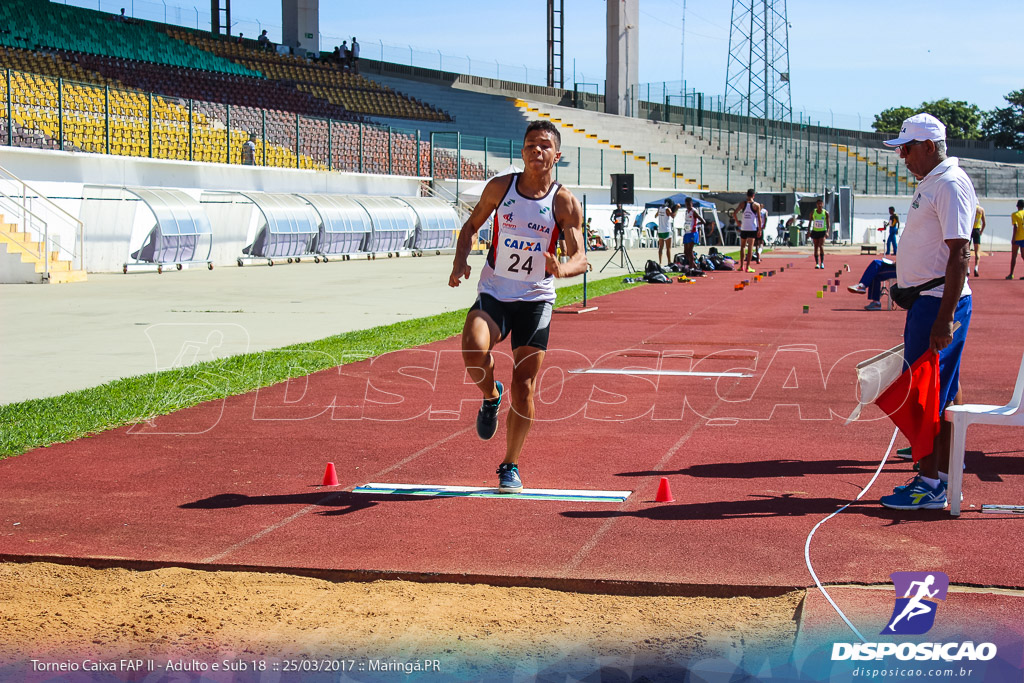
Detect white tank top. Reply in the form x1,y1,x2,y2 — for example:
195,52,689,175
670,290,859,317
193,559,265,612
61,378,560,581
477,175,561,303
742,201,757,229
684,208,700,233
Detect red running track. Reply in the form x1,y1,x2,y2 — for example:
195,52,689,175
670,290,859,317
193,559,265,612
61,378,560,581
2,254,1024,602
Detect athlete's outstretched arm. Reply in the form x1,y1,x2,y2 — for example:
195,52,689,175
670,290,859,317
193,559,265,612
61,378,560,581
545,187,588,278
449,176,512,287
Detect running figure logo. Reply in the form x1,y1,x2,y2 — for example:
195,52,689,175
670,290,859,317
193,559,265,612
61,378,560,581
881,571,949,635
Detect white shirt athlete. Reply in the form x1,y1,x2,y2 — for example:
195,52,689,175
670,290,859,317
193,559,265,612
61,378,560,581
477,174,562,303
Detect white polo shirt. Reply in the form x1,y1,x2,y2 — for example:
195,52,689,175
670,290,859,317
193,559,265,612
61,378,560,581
895,157,977,299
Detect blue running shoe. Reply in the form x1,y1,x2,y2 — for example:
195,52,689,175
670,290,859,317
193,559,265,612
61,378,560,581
880,476,947,510
893,476,962,501
476,381,503,441
496,463,523,494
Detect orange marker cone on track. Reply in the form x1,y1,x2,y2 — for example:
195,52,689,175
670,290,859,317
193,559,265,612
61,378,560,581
655,477,675,502
322,462,339,486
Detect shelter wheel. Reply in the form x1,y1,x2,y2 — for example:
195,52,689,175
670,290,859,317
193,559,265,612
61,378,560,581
237,258,243,267
267,259,274,267
314,256,320,264
176,263,183,271
295,257,301,263
208,263,214,270
388,252,393,258
287,257,293,264
436,250,441,255
157,265,163,274
324,256,330,263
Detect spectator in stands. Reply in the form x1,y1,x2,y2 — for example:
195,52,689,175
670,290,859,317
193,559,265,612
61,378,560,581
848,258,897,310
351,37,360,73
341,41,350,68
113,8,127,22
241,133,257,166
236,32,245,44
258,30,271,50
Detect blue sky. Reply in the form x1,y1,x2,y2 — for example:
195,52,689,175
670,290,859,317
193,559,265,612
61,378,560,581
77,0,1020,131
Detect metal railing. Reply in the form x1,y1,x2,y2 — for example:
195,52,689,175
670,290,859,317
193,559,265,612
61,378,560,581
0,162,85,280
3,65,1022,199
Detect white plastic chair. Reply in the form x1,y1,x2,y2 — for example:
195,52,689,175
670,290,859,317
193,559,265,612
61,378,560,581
944,351,1024,515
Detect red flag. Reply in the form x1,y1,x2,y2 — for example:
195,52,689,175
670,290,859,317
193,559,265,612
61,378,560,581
874,350,941,462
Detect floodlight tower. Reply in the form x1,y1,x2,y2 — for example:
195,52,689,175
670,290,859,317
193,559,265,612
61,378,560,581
547,0,564,88
723,0,792,123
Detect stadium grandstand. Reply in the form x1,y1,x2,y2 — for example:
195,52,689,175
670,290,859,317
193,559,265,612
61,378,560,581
1,0,1022,283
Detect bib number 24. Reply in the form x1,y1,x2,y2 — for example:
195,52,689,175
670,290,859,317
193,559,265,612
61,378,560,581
509,253,534,275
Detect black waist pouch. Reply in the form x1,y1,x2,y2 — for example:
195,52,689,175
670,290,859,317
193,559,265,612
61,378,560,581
890,277,946,310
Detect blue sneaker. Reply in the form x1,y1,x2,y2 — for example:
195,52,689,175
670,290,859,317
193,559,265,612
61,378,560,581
476,381,503,441
881,476,947,510
496,463,523,494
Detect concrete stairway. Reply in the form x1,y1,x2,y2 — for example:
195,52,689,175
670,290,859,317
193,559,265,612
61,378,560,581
0,216,87,283
364,73,533,141
511,98,774,192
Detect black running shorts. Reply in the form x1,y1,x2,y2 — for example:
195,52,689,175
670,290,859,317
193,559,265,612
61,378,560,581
471,293,553,351
740,230,758,240
971,228,981,246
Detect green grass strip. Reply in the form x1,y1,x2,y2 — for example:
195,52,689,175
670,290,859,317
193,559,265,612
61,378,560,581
0,274,645,459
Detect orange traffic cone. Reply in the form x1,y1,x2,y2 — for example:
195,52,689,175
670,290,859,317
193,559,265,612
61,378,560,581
322,462,338,486
655,477,674,502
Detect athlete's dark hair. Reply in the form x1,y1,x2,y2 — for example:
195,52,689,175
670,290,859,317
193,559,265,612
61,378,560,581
524,120,561,150
889,206,895,212
746,188,755,198
1017,199,1024,209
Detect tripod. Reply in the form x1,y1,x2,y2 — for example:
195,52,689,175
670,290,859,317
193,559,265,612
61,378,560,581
600,227,636,273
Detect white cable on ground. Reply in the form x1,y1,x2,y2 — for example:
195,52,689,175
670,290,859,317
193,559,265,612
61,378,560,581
804,426,899,643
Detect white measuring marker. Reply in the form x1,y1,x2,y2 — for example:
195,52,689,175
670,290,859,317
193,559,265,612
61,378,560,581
569,368,753,378
981,505,1024,515
353,483,630,502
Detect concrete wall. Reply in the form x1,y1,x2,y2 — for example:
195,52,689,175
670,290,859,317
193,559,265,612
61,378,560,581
281,0,320,52
0,147,422,273
605,0,639,117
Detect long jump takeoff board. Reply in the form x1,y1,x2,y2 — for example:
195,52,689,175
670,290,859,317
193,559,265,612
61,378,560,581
568,368,753,378
353,483,631,503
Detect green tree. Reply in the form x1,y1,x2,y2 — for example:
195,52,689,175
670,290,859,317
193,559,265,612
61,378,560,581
872,106,916,134
982,89,1024,151
923,99,982,140
872,99,982,140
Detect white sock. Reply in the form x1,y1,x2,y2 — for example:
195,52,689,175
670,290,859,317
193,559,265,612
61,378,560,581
919,475,940,489
937,471,948,483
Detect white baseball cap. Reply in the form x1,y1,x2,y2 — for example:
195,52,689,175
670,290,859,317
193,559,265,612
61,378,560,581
883,113,946,147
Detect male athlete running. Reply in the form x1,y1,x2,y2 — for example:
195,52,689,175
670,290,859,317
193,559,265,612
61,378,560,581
448,120,587,493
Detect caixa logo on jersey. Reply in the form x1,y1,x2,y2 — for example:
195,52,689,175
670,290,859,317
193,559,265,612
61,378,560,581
831,571,997,662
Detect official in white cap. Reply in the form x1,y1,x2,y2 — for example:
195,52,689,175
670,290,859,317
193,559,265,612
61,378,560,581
877,113,978,512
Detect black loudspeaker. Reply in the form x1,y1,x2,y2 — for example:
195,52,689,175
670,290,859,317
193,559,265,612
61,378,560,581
772,194,787,213
610,173,634,205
